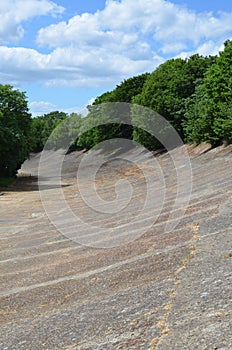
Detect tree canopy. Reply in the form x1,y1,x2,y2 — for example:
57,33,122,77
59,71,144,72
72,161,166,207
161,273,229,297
93,73,150,105
78,73,151,149
30,111,68,152
1,40,232,181
0,85,31,177
183,40,232,145
132,54,213,139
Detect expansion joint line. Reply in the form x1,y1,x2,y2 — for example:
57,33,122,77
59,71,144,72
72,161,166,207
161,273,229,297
149,223,200,349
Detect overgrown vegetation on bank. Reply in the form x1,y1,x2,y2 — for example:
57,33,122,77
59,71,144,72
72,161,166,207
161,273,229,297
0,40,231,179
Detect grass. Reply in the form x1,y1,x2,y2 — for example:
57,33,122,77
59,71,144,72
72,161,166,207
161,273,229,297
0,177,15,188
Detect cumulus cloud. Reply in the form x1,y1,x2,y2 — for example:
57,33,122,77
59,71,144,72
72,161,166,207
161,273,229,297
0,0,64,44
37,0,232,52
0,45,163,87
0,0,232,89
176,40,230,60
197,40,226,57
29,101,58,117
29,100,89,117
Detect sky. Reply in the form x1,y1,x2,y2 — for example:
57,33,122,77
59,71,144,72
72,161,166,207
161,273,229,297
0,0,232,117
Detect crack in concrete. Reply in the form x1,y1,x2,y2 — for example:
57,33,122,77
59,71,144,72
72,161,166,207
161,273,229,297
148,223,200,349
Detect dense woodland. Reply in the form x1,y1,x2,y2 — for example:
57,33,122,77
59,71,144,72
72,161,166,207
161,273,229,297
0,40,232,179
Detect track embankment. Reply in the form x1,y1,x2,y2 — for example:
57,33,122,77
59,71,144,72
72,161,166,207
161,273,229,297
0,145,231,349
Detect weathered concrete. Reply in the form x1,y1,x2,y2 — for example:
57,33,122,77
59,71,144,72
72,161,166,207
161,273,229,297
0,145,231,349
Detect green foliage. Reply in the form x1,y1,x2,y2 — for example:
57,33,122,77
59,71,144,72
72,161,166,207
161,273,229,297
77,103,132,150
93,73,150,105
0,177,14,187
77,123,131,150
131,105,162,150
0,84,31,177
80,74,150,149
83,45,231,151
1,41,231,177
30,111,68,152
132,55,212,147
47,112,82,151
183,40,232,145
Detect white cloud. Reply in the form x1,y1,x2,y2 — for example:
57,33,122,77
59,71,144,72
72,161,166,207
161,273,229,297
176,39,231,60
0,0,232,89
0,0,64,44
0,45,163,87
197,40,226,57
29,101,58,117
29,100,88,117
37,0,232,52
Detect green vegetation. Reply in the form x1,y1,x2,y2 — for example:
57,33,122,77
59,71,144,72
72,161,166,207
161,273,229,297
183,40,232,146
132,54,214,146
92,73,150,105
30,111,68,152
0,84,32,178
0,40,231,182
87,40,231,150
0,177,14,187
78,73,150,149
78,102,132,150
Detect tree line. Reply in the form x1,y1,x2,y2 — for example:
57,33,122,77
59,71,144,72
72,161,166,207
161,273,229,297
0,40,231,179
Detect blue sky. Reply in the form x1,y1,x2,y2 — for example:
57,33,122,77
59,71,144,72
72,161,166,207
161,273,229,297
0,0,231,117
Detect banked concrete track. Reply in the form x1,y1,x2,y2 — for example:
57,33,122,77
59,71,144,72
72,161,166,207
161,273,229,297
0,144,231,349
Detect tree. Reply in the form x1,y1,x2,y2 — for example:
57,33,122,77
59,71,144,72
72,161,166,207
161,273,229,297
93,73,150,105
0,84,31,177
30,111,68,152
183,40,232,145
132,55,213,149
77,103,132,150
79,73,150,149
48,112,83,151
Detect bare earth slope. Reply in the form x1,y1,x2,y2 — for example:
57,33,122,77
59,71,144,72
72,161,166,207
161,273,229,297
0,145,231,349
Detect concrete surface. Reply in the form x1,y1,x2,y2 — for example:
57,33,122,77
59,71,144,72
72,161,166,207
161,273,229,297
0,144,231,349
